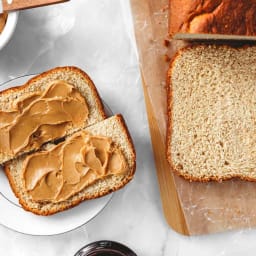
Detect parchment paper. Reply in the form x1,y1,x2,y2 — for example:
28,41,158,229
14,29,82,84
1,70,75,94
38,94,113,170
130,0,256,235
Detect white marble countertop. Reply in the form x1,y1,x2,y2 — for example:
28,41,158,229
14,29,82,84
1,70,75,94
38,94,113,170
1,0,256,255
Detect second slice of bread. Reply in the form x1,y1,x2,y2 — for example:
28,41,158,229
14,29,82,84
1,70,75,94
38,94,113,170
167,45,256,182
4,114,136,215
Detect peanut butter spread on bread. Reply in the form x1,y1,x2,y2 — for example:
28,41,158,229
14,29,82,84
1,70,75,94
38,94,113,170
22,131,128,202
0,81,89,154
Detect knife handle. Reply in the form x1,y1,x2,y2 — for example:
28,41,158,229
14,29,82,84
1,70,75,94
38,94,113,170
2,0,69,12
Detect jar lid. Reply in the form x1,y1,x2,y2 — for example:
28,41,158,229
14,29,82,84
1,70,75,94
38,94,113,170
74,240,137,256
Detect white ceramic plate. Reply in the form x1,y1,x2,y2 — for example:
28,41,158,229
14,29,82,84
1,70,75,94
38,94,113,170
0,74,113,236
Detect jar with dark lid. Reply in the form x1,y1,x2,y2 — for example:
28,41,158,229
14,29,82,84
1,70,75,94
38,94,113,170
74,240,137,256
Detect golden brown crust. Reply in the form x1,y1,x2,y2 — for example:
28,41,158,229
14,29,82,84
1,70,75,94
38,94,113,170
169,0,256,37
166,44,256,183
4,114,136,216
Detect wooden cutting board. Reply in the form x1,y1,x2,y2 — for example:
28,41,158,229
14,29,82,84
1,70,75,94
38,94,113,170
130,0,189,235
130,0,256,235
141,74,189,235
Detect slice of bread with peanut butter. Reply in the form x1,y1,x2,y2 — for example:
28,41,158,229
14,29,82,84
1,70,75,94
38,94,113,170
0,66,106,164
4,115,136,215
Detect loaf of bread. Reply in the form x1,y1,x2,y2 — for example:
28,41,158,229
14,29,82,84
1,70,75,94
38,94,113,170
0,66,106,164
169,0,256,39
5,114,136,215
167,45,256,182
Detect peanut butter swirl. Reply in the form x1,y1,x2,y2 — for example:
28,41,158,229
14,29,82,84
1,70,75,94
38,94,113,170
0,80,89,155
22,131,128,202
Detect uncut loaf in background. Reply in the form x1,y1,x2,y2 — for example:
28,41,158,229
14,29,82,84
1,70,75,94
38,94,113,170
0,66,106,164
169,0,256,40
167,45,256,182
5,114,136,215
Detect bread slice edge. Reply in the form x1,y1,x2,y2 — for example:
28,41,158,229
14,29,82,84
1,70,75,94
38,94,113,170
0,66,107,164
4,114,136,215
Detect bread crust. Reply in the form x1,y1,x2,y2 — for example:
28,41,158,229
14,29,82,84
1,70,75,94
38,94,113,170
166,44,256,182
169,0,256,37
4,114,136,216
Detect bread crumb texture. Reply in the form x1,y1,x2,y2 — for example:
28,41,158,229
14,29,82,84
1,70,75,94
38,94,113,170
168,45,256,181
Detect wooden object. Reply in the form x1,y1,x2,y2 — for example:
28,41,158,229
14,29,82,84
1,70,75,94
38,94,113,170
130,0,256,235
2,0,69,12
141,75,189,235
130,0,189,235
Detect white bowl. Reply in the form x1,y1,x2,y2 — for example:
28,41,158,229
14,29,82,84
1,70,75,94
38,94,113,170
0,12,18,50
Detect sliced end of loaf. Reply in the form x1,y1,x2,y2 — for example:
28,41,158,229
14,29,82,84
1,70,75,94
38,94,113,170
4,114,136,215
0,66,106,164
167,45,256,182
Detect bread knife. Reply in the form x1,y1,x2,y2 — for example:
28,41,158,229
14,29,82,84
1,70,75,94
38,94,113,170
0,0,70,13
